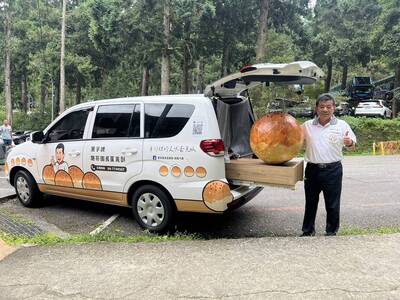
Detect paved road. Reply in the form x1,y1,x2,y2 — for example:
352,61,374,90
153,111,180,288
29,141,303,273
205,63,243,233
1,155,399,238
1,234,400,299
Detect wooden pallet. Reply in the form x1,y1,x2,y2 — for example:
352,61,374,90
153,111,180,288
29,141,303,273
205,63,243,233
225,158,304,189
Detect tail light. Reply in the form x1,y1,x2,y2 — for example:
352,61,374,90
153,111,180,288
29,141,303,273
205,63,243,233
200,139,225,156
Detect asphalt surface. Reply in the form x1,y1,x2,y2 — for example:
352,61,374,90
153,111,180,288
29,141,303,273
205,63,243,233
1,234,400,299
1,155,400,238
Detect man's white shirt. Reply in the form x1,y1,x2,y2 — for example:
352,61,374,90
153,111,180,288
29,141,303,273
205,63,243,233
302,117,357,163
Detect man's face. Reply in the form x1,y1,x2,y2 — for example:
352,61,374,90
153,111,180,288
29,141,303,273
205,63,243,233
56,148,64,163
316,100,335,120
3,120,8,126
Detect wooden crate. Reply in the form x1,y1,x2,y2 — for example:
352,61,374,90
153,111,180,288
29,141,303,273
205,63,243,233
225,158,304,188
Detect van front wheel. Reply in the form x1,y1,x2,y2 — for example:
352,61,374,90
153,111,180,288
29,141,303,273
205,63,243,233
131,185,174,233
14,170,42,207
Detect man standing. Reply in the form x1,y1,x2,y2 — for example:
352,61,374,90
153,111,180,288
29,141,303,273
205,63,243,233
301,94,356,236
0,119,13,151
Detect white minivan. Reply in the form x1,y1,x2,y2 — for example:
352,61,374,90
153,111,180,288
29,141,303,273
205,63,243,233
5,61,323,232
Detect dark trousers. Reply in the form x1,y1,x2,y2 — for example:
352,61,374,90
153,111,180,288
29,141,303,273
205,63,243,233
302,162,343,234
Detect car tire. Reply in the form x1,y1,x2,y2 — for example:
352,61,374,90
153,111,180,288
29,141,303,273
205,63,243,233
131,185,175,233
14,170,42,207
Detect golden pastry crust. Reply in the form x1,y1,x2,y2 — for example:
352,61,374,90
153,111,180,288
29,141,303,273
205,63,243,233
68,165,84,188
82,172,102,190
54,170,74,187
42,164,55,185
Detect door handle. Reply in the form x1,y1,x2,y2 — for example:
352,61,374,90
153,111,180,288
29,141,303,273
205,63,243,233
68,150,81,158
121,148,138,156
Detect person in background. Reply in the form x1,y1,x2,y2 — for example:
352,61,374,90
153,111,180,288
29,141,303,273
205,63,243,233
301,94,356,237
0,119,14,152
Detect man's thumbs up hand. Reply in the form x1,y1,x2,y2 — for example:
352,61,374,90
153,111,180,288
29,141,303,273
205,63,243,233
343,131,353,146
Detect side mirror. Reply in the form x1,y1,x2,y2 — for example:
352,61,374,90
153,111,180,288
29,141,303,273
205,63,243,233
31,131,45,144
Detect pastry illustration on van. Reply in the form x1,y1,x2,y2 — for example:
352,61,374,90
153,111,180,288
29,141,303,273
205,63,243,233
82,172,102,190
54,170,74,187
42,164,56,185
68,166,84,188
51,143,68,172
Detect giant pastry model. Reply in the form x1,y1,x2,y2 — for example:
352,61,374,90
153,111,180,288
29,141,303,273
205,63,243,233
250,112,304,165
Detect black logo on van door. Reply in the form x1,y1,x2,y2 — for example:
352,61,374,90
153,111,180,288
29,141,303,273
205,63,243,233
91,164,127,172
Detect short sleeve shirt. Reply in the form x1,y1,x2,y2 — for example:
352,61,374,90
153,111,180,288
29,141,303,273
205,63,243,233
302,117,357,163
0,125,12,140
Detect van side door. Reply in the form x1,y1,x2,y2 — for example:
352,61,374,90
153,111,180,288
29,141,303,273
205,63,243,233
36,108,91,189
82,103,143,194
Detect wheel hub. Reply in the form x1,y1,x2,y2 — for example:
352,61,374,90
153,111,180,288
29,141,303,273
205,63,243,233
137,192,165,227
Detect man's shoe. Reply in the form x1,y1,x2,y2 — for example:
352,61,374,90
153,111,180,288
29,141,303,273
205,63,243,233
300,231,315,237
325,232,336,236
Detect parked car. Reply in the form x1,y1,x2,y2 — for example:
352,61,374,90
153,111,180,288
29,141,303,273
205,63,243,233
354,99,392,118
5,61,323,233
267,99,314,118
287,103,314,118
13,130,32,145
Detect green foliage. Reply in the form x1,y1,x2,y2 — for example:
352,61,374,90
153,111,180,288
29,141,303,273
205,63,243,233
342,116,400,152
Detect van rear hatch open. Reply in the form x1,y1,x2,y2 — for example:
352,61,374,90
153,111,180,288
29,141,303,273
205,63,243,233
205,61,323,189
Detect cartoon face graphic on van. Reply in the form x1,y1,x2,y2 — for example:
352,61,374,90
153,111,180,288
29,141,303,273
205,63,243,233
51,143,69,172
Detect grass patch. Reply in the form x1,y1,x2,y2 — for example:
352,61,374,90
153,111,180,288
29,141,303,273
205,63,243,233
0,231,200,246
339,226,400,236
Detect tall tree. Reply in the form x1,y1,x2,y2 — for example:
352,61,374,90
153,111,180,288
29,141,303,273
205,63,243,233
255,0,269,63
59,0,67,113
161,0,171,95
2,0,13,124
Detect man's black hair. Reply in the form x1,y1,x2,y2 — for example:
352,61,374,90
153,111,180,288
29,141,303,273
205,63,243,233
56,143,65,153
316,93,336,107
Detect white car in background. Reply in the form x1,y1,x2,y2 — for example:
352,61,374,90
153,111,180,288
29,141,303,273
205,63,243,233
355,100,392,118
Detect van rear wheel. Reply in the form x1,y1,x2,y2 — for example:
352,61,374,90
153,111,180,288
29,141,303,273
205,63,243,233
14,170,42,207
131,185,175,233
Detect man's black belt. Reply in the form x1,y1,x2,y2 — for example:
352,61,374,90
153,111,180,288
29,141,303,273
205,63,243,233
307,161,341,169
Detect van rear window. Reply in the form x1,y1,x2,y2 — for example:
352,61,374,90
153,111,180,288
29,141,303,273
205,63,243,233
145,104,194,138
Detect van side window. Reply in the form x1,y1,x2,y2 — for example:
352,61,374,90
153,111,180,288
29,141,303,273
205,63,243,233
47,109,89,142
145,104,194,138
92,104,140,138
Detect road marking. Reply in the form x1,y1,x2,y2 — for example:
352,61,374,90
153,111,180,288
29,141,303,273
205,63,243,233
90,214,119,236
0,176,8,179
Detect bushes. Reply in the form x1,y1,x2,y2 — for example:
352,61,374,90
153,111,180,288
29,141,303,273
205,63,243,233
342,117,400,153
0,110,52,132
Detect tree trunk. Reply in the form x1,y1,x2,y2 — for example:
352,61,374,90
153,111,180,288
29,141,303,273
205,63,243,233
341,64,348,91
392,63,400,119
101,69,108,97
195,58,205,94
75,76,81,105
161,0,171,95
21,74,28,113
324,57,333,92
40,82,48,115
4,6,13,124
141,66,149,96
255,0,270,63
181,44,189,94
221,40,230,77
59,0,67,113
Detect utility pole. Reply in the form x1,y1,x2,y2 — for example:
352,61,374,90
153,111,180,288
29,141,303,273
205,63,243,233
59,0,67,113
